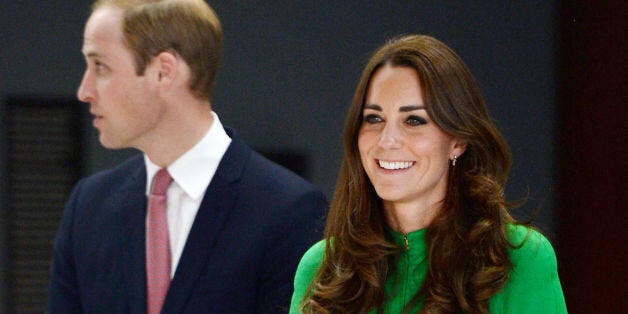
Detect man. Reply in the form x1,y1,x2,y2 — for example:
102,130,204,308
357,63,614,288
46,0,327,313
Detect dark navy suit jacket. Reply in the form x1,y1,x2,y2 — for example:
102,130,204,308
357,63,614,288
46,132,328,313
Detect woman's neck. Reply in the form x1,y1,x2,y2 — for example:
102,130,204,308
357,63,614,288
383,199,442,234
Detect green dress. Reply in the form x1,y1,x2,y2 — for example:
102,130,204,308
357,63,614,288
290,224,567,313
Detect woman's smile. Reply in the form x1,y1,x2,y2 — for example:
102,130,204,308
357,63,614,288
377,160,415,170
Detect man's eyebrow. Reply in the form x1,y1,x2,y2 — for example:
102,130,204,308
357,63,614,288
84,52,101,58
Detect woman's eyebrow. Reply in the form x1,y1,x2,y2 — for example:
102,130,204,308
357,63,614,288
399,105,424,112
363,104,425,112
363,104,382,111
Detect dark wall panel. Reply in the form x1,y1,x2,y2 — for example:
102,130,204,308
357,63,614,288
5,97,83,313
557,0,627,312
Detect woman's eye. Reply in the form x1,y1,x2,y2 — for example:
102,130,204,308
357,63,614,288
363,114,383,124
406,116,427,126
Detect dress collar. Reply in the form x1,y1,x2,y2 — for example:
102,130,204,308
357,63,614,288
387,227,428,258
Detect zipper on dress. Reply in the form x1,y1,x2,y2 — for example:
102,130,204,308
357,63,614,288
403,233,410,307
403,234,409,250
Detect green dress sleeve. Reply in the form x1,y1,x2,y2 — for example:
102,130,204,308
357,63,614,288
489,225,568,313
290,240,326,314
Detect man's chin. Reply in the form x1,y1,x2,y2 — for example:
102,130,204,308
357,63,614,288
98,136,125,150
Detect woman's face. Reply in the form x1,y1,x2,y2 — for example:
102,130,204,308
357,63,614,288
358,65,464,212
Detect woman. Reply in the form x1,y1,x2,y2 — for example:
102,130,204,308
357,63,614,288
290,35,566,313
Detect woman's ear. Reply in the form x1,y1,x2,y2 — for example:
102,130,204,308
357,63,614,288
450,139,468,160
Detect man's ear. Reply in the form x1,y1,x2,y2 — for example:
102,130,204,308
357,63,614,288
155,51,178,85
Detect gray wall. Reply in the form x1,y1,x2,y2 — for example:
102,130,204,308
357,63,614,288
1,1,555,312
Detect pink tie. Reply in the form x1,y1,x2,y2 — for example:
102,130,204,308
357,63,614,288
146,169,173,314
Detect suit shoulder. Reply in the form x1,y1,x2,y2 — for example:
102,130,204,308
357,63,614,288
245,149,320,194
222,137,313,188
75,154,144,191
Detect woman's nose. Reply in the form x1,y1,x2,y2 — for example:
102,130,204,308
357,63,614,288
378,123,402,149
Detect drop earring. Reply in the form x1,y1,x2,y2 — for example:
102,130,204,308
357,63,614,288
451,155,458,167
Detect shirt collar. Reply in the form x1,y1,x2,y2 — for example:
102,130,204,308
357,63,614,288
144,111,232,199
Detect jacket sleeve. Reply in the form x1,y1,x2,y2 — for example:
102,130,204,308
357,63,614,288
46,181,84,314
490,226,568,313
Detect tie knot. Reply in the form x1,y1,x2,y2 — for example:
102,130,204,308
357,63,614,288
151,169,173,196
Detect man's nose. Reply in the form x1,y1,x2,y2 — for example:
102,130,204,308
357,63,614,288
77,71,94,103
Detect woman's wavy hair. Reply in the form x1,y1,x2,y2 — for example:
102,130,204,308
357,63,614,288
301,34,517,313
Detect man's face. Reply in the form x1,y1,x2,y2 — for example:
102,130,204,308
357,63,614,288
77,6,164,150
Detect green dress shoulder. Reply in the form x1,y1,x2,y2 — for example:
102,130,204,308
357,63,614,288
290,224,567,313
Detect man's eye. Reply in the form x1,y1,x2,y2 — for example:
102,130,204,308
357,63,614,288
94,62,107,74
406,116,427,126
363,114,383,124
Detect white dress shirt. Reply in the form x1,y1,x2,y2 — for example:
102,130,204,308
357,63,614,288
144,111,232,278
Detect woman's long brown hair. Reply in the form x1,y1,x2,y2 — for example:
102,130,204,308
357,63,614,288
301,35,516,313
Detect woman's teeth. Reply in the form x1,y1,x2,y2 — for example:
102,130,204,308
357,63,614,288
378,160,414,170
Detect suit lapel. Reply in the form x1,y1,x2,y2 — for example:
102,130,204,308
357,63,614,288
119,162,149,314
162,136,250,312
